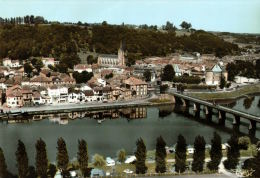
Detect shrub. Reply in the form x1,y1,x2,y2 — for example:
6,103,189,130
93,154,106,168
117,149,126,163
238,136,251,150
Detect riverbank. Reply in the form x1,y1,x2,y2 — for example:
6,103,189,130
187,83,260,100
0,97,174,118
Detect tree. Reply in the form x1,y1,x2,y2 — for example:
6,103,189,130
31,58,44,72
105,73,113,80
207,132,222,171
56,138,69,174
192,135,206,172
73,71,93,84
117,149,126,163
161,64,175,82
35,138,48,178
180,21,192,30
24,63,33,77
77,139,89,177
87,55,97,64
143,70,151,82
155,136,167,173
27,166,37,178
0,147,8,178
16,140,29,178
135,138,147,174
175,134,187,173
256,59,260,78
224,134,240,170
93,154,106,168
47,164,57,178
163,21,176,31
160,84,168,94
219,75,226,89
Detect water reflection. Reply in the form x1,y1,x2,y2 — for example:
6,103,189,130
12,108,149,125
227,101,237,108
158,105,174,118
243,96,255,110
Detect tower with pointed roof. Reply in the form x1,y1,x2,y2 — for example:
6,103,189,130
118,41,125,66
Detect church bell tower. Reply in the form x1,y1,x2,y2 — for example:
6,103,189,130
118,41,125,66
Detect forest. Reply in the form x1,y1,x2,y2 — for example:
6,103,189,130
0,16,240,71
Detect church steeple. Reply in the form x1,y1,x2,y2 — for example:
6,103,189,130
118,40,125,66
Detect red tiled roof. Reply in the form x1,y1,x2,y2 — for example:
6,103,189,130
124,77,147,86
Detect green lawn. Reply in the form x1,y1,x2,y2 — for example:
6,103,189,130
188,84,260,100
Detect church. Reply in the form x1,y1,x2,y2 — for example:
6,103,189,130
97,42,126,67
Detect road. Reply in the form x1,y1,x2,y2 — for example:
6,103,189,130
2,93,161,114
137,174,231,178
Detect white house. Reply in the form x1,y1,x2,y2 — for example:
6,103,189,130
68,92,85,103
47,86,68,104
3,58,21,68
80,84,93,91
234,76,259,84
42,57,55,67
97,78,106,87
73,64,92,73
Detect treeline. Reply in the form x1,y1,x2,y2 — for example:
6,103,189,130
1,132,259,178
0,24,90,71
0,18,240,67
91,25,239,58
0,15,47,25
226,59,260,81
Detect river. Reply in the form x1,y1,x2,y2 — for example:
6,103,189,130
0,95,259,173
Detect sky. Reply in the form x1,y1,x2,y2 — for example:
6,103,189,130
0,0,259,33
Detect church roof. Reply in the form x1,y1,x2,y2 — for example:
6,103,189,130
98,54,118,59
211,64,223,73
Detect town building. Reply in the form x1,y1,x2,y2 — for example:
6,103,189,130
3,58,21,68
123,77,148,97
98,42,126,67
73,64,92,73
205,64,228,85
6,85,23,107
47,86,68,104
42,57,57,67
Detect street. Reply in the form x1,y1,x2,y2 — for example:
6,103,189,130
137,174,232,178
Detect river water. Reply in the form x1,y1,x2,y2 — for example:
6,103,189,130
0,95,259,173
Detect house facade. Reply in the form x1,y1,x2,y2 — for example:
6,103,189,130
123,77,148,97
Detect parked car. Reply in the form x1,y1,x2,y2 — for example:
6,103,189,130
106,157,115,166
125,156,136,164
123,169,133,174
90,168,105,178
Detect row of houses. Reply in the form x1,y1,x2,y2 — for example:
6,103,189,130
134,58,228,86
3,76,148,108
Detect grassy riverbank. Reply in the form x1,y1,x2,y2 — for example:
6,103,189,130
68,142,257,177
187,84,260,100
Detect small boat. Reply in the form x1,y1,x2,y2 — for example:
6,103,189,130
97,119,105,124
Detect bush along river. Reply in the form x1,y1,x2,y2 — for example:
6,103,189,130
0,95,259,173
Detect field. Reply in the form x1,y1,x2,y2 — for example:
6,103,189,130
188,84,260,100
